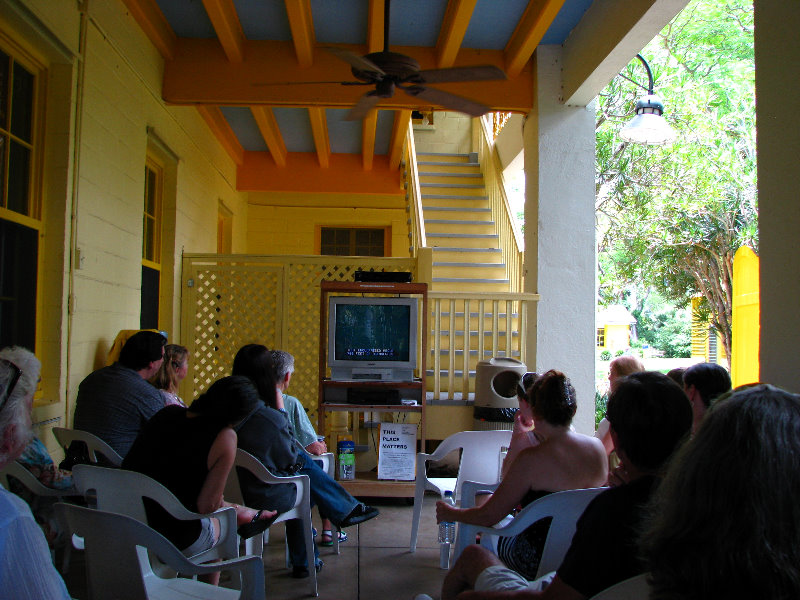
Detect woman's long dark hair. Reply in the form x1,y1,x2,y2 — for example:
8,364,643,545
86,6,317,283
231,344,279,408
189,375,261,426
527,369,577,427
641,384,800,600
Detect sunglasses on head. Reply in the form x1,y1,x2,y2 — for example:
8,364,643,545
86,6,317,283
0,358,22,414
516,372,537,400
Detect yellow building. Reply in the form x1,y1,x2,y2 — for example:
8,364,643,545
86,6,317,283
596,305,636,354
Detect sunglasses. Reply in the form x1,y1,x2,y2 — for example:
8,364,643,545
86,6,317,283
516,372,538,400
0,358,22,414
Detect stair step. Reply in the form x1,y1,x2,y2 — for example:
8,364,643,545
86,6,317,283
421,183,484,188
422,194,488,200
425,218,495,225
417,152,473,159
433,262,505,268
432,247,502,252
418,171,483,178
433,278,511,284
418,161,480,167
424,207,491,213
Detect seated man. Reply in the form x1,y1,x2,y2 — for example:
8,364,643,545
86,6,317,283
232,344,378,578
271,349,345,547
72,330,165,458
0,346,71,599
429,371,692,600
681,362,731,432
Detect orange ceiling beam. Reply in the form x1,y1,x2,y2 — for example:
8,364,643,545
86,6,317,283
163,40,532,113
239,152,402,194
308,107,330,168
505,0,567,76
284,0,315,68
250,106,287,167
362,110,377,171
367,0,385,53
121,0,176,59
389,110,412,170
202,0,245,63
196,106,244,165
436,0,478,68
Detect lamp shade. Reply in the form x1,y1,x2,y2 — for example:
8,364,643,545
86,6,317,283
620,94,677,145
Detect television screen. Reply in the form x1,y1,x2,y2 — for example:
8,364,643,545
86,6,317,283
333,303,411,362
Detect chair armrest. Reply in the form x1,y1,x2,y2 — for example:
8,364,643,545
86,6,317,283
460,480,500,510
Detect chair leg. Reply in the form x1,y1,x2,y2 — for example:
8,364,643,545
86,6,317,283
409,485,425,552
301,513,318,597
334,526,340,555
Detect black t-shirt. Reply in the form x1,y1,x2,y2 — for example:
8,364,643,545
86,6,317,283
557,475,657,598
123,406,223,550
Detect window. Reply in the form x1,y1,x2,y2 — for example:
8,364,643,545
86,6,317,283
320,227,386,257
596,327,606,348
141,158,162,329
0,45,42,349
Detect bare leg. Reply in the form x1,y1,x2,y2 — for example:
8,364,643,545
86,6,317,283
441,544,505,600
199,517,223,586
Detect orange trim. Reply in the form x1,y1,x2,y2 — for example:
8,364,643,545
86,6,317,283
308,107,330,168
505,0,567,76
389,109,411,169
362,110,377,171
239,153,403,194
196,106,244,165
367,0,385,53
285,0,315,68
163,39,533,113
121,0,177,60
202,0,245,62
251,106,287,167
436,0,478,68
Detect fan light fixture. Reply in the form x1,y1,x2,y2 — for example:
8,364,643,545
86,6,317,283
619,54,677,145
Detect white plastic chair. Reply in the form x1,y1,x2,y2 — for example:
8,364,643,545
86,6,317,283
409,430,512,565
0,461,80,572
225,449,318,597
454,484,606,580
588,573,650,599
51,427,123,466
56,502,265,600
72,464,239,575
309,450,341,554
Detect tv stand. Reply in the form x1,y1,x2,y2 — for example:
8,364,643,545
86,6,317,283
319,281,428,497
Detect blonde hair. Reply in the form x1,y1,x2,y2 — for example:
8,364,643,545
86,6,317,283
610,355,645,378
151,344,188,393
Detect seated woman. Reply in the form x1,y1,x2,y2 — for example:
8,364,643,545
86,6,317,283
150,343,189,407
436,370,608,580
641,383,800,599
595,355,645,457
122,375,277,585
501,371,538,479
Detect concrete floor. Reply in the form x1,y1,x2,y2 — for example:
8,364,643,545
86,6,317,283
63,495,449,600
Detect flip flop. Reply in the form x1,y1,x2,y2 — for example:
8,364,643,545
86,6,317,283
319,529,348,546
237,509,279,539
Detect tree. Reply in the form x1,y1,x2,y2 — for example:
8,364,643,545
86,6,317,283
596,0,756,366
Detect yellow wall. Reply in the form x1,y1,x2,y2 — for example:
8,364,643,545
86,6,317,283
604,324,631,352
247,192,410,256
732,246,760,386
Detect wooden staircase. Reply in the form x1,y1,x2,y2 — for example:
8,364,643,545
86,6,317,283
417,152,520,398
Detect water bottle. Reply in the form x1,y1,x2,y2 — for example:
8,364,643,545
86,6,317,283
438,490,456,569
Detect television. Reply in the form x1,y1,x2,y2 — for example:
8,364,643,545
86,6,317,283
327,296,418,381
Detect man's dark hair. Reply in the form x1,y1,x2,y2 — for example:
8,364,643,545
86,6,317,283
606,371,692,472
232,344,279,409
683,362,732,408
118,331,166,371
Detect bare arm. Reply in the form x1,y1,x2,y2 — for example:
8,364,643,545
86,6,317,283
197,427,237,514
501,412,538,478
454,575,584,600
305,440,327,455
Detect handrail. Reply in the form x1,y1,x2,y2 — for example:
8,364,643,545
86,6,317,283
476,117,524,292
404,124,426,253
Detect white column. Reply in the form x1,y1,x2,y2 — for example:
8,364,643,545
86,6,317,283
523,46,597,434
754,1,800,392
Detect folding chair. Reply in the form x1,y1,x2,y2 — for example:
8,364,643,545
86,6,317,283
588,573,650,599
51,427,123,466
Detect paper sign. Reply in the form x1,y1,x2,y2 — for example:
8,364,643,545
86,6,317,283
377,423,417,480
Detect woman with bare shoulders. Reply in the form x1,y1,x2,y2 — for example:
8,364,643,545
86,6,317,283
436,370,608,580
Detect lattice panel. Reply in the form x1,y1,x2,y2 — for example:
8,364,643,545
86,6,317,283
188,266,281,397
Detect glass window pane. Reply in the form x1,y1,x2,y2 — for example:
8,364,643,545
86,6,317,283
140,265,159,329
7,140,30,215
145,168,156,215
10,62,33,142
0,136,5,205
0,51,9,129
144,217,155,261
0,219,37,349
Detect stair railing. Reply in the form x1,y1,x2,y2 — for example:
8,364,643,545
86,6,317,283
404,124,426,254
476,117,524,292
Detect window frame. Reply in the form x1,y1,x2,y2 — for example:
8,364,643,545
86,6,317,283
316,226,390,257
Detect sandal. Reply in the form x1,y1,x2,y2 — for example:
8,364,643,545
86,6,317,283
319,529,348,546
237,509,279,539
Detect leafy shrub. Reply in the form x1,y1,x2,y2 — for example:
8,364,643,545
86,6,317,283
595,391,608,429
600,350,612,361
615,349,624,357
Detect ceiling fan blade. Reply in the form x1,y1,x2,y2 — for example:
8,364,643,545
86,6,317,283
324,46,385,76
404,85,491,117
344,93,381,121
414,65,507,84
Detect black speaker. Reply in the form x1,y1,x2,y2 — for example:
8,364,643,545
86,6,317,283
353,271,412,283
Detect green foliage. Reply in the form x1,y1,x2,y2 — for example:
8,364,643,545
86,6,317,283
614,349,624,357
599,350,612,361
595,390,608,429
633,290,692,358
596,0,755,368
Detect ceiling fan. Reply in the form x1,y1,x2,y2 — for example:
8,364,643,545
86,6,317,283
308,0,506,120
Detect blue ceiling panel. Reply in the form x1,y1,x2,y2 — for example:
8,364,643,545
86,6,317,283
541,0,594,44
326,109,362,154
154,0,215,38
273,107,314,153
374,110,394,155
234,0,292,40
389,0,448,47
311,0,367,44
220,107,268,152
463,0,528,50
